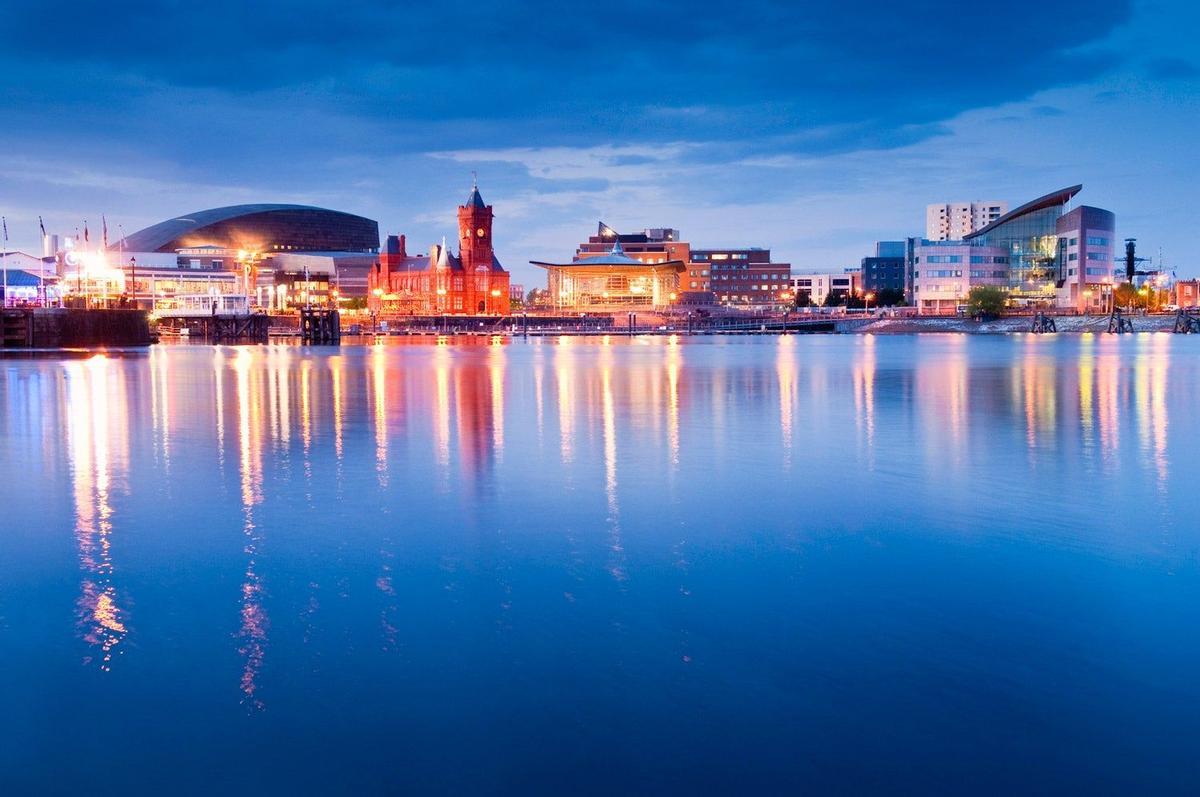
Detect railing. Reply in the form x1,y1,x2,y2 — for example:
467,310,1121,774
155,294,250,317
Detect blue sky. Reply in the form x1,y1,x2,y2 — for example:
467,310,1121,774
0,0,1196,284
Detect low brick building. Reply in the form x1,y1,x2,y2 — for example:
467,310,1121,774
1175,280,1199,308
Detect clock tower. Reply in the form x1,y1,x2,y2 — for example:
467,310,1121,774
458,175,494,272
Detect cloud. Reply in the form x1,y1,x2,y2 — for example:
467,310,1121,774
0,0,1133,157
1145,57,1199,80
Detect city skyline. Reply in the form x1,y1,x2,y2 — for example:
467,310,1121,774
0,0,1196,286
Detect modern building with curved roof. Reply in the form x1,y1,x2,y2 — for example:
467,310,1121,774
118,204,379,254
531,235,687,311
911,184,1117,313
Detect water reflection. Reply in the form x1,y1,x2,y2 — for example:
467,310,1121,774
9,335,1195,718
234,348,267,709
600,342,626,583
65,355,129,671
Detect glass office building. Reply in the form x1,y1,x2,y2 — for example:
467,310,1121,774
963,186,1081,303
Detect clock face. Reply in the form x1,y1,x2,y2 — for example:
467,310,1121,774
476,228,485,237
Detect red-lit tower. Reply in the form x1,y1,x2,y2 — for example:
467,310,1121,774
458,176,494,272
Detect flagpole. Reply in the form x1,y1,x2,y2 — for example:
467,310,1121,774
2,216,8,309
38,216,46,306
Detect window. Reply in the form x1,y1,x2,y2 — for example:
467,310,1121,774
1068,253,1078,261
711,254,728,260
1069,238,1078,246
1086,252,1105,261
1085,267,1107,276
1087,236,1108,247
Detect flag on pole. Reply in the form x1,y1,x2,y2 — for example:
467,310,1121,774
102,215,108,249
2,216,7,242
84,221,89,244
39,216,46,237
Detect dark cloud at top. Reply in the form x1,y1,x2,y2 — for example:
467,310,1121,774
1,0,1132,155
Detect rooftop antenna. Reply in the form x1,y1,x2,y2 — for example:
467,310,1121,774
471,170,478,191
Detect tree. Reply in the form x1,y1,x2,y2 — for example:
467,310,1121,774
875,288,906,307
793,290,811,309
823,290,846,307
1114,282,1148,310
966,286,1006,319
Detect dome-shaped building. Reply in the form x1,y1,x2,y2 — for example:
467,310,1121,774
118,204,379,254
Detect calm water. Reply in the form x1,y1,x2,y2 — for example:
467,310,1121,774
2,335,1199,794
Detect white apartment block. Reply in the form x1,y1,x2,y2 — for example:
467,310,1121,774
788,271,862,306
926,201,1008,241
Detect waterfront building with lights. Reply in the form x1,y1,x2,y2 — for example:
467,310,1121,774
696,247,792,306
788,270,862,306
531,238,686,312
908,185,1119,313
367,182,511,316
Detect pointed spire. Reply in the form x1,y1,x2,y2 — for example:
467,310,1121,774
610,238,626,257
436,236,454,269
465,174,487,209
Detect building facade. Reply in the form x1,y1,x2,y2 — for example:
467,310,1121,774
788,271,862,306
578,224,704,295
861,256,905,295
1174,280,1199,308
907,186,1119,313
695,248,791,306
531,238,686,311
367,183,511,316
926,201,1008,241
911,241,1009,314
1054,206,1119,312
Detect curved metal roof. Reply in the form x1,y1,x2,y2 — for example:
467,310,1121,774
118,203,377,252
964,185,1082,240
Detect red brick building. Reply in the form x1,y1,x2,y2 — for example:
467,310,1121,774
1175,279,1199,308
368,182,511,315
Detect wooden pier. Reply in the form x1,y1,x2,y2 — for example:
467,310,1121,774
299,307,340,344
156,312,271,343
1030,312,1057,333
1107,308,1135,334
1172,309,1200,334
1,308,152,348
